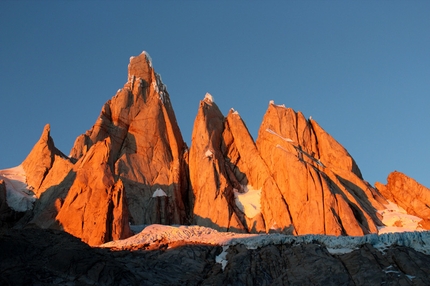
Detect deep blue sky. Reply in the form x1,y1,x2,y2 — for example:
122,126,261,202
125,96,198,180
1,1,429,187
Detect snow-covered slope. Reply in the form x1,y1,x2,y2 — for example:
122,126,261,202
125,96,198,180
0,165,35,211
378,200,424,234
101,224,430,256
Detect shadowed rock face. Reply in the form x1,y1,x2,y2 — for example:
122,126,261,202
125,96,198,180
69,52,189,226
1,228,430,285
376,171,430,229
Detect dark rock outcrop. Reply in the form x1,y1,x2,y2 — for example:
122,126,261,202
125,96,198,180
0,180,23,228
1,228,429,285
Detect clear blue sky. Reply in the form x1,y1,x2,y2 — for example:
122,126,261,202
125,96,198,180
1,1,429,188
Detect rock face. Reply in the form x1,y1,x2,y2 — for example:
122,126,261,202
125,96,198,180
21,124,71,196
255,103,386,235
0,180,22,228
5,52,430,246
56,138,131,246
189,96,292,233
190,100,386,235
376,171,430,229
69,51,189,226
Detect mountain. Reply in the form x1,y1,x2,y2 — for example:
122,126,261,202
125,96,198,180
69,52,189,227
1,51,429,247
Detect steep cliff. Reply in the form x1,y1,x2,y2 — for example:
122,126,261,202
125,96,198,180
69,51,189,226
190,99,387,235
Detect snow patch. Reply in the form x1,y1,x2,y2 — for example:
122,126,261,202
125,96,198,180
0,165,35,212
141,51,153,68
204,93,213,102
152,188,167,198
383,265,401,275
215,245,229,270
326,247,357,255
266,129,294,143
233,185,261,219
204,149,213,158
269,100,285,107
377,200,424,234
152,72,168,104
230,108,239,115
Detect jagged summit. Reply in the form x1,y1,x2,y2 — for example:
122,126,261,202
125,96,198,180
1,52,429,247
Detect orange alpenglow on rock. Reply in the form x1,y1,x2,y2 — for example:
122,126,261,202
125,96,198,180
69,51,189,226
190,99,386,235
56,138,131,246
255,102,386,235
7,52,430,245
375,171,430,230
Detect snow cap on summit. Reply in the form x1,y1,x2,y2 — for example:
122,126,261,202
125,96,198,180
204,93,214,103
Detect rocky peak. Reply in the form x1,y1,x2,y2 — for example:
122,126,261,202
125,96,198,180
7,52,430,247
22,124,69,194
190,99,385,235
69,51,189,227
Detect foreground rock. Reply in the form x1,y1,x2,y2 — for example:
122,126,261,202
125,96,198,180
1,228,430,285
376,171,430,230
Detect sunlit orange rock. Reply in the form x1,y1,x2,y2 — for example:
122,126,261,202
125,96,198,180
22,124,71,195
189,95,280,233
375,171,430,229
12,52,429,242
69,51,189,226
189,99,386,235
56,138,132,246
255,102,384,235
188,95,234,231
